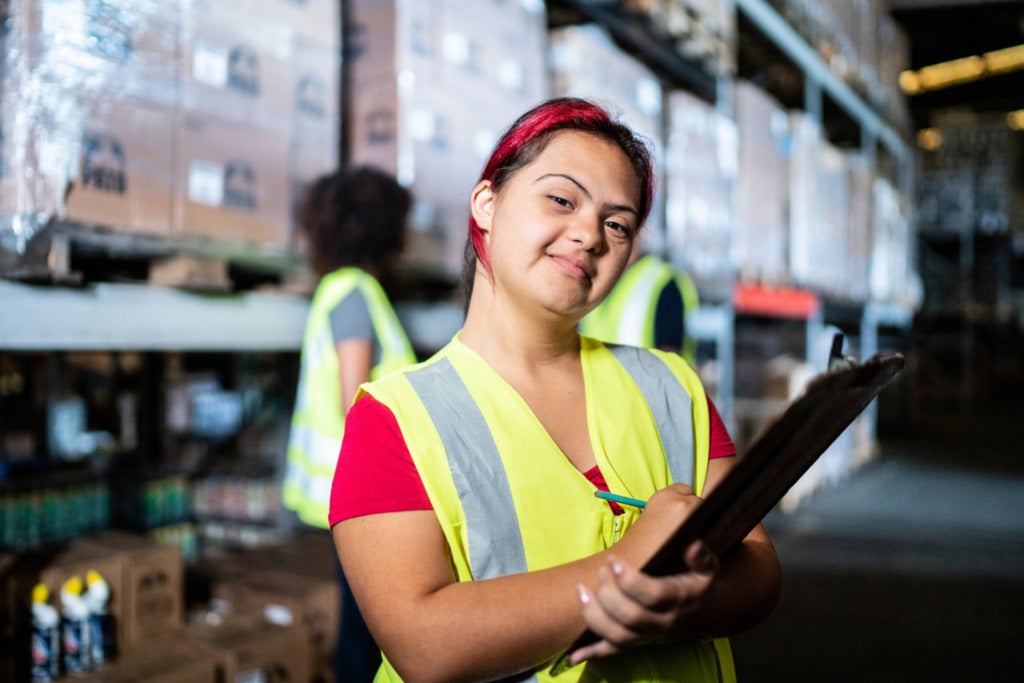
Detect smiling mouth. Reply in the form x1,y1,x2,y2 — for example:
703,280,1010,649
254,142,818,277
549,253,593,281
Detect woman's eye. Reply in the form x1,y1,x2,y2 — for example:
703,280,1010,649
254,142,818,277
605,220,632,236
549,195,572,208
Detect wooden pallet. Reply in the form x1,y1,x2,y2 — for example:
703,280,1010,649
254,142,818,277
0,218,307,292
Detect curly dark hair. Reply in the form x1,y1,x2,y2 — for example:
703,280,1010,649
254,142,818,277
300,166,412,277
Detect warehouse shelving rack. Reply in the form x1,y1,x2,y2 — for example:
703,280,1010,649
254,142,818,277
729,0,917,457
2,0,918,466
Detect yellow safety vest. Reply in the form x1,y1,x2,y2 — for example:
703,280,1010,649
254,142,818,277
284,267,416,528
360,335,735,683
580,255,700,363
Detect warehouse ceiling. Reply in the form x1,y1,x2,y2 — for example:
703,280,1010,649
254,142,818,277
888,0,1024,128
551,1,1024,143
734,0,1024,143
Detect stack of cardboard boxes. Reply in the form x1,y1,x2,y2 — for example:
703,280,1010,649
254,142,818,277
1,532,184,680
1,529,338,681
346,0,549,278
665,88,738,300
0,0,340,252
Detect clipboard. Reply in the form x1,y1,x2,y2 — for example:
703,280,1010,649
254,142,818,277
550,341,905,676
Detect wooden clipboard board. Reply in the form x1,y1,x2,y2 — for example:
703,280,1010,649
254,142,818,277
550,347,905,676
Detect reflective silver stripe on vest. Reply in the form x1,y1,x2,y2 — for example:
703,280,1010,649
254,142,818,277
608,345,695,486
406,358,529,581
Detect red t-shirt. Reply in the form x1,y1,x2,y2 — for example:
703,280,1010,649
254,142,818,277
329,394,735,528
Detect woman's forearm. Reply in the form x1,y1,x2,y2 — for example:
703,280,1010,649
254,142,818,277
685,537,782,639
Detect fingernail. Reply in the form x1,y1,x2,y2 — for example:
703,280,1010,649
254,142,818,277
577,583,590,605
610,559,623,576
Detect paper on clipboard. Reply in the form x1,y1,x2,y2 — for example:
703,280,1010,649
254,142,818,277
549,347,905,676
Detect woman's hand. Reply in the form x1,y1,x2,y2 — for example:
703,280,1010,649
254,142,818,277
569,484,721,664
570,541,719,664
569,455,784,667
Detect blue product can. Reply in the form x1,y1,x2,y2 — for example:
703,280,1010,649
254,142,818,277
30,621,59,681
88,611,115,665
61,614,88,673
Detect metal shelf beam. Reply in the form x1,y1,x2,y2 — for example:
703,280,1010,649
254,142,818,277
0,280,467,354
0,281,310,351
736,0,908,160
555,0,718,101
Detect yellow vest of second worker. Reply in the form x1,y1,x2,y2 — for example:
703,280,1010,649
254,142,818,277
580,255,700,362
360,335,734,683
284,267,416,528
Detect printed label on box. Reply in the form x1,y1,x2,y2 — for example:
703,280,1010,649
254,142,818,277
188,160,225,206
193,43,229,88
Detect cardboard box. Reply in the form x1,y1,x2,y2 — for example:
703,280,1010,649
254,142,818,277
180,0,296,130
79,532,184,650
291,34,341,130
289,34,341,244
174,112,291,246
0,87,174,236
187,616,312,683
734,80,792,285
9,0,180,107
346,0,548,277
75,637,217,683
0,543,127,654
242,0,340,47
63,97,176,236
208,567,338,682
288,119,336,244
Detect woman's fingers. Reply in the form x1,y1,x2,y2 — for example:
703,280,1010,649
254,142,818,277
572,542,722,664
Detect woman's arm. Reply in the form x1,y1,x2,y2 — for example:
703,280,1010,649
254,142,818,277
336,339,373,415
570,456,782,663
333,497,681,683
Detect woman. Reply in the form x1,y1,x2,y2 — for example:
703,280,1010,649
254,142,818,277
284,166,418,683
330,98,781,682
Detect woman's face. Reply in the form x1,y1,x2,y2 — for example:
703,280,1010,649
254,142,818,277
470,130,642,320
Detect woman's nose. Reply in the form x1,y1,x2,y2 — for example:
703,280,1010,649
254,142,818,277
566,211,604,252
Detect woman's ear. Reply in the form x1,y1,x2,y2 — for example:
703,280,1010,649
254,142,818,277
470,180,495,233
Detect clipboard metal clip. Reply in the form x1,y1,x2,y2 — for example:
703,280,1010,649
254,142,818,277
827,332,857,373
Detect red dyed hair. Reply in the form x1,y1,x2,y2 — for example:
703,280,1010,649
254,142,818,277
464,97,655,280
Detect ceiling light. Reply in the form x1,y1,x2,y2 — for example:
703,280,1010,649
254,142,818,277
916,128,942,151
899,44,1024,95
917,56,985,90
983,44,1024,75
899,70,922,95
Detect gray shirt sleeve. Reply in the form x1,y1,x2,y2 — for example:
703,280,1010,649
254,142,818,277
329,288,375,344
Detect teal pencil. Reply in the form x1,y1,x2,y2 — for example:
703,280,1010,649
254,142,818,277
593,490,647,509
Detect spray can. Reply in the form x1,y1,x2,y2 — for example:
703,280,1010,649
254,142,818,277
30,583,60,682
60,575,91,673
83,569,114,666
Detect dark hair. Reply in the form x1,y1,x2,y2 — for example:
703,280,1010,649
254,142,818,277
462,97,655,288
300,166,412,277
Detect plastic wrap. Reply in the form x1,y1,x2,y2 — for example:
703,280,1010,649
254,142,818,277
664,88,738,300
870,177,921,309
788,113,851,299
733,79,791,286
0,0,341,257
0,0,180,250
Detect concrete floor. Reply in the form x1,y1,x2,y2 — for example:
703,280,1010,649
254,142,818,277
730,401,1024,681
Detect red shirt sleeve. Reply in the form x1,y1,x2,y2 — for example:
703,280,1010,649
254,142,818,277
708,395,736,459
328,394,432,528
329,392,736,526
